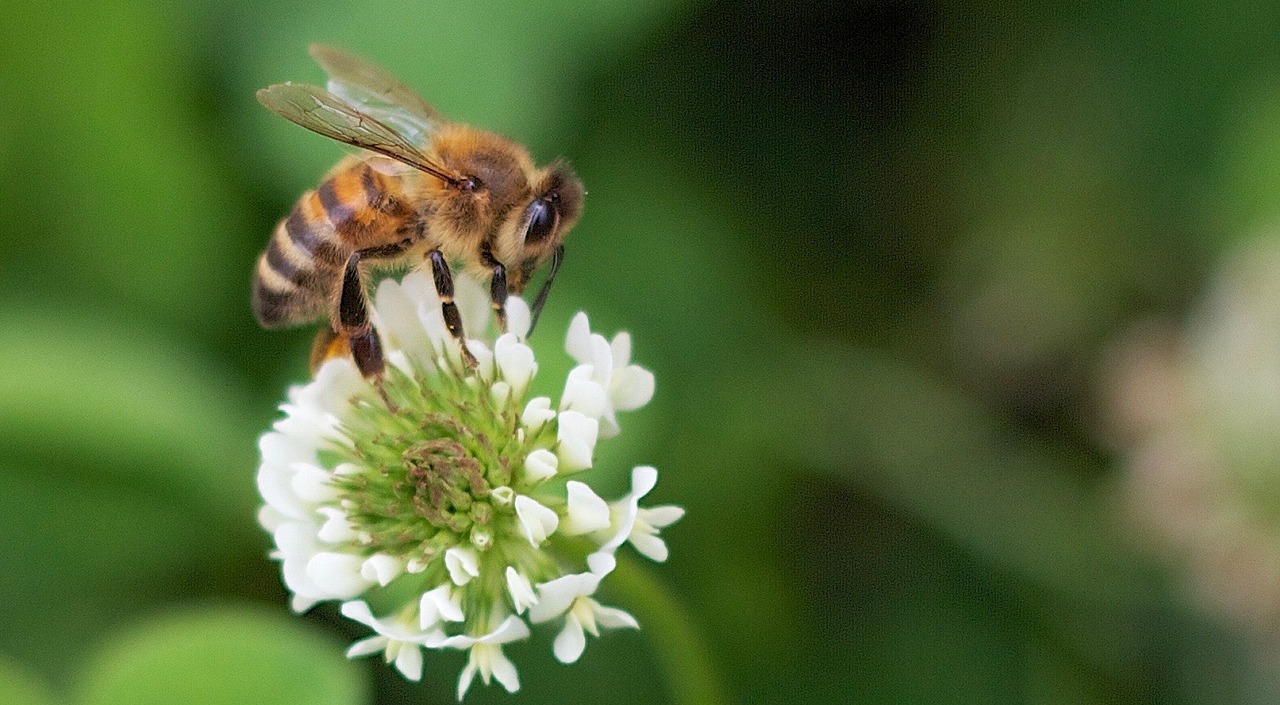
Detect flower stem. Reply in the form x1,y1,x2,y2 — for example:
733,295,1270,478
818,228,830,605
610,554,729,705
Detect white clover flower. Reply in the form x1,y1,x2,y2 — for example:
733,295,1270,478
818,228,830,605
255,271,680,698
564,312,656,438
596,466,686,561
529,553,638,663
440,616,530,700
341,601,444,681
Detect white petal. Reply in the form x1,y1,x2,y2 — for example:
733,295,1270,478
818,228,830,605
556,411,599,472
506,296,532,340
466,339,494,381
522,449,559,483
592,603,639,630
346,635,389,658
490,485,516,505
506,567,539,614
565,312,593,363
596,502,639,555
610,365,655,412
560,482,611,536
258,431,316,467
489,648,521,693
333,462,362,478
445,547,481,586
394,643,424,681
587,552,617,577
587,334,614,381
560,365,608,419
521,396,556,430
317,507,358,543
309,357,366,417
553,613,588,664
373,276,436,364
490,380,511,407
416,293,449,350
290,594,318,613
630,532,670,562
256,461,306,519
610,331,632,366
400,270,441,310
258,505,286,533
482,615,532,645
514,495,559,547
360,554,404,586
530,571,600,623
643,505,686,528
275,522,324,601
421,584,466,626
307,552,373,598
291,462,340,504
456,658,478,701
340,600,380,630
455,274,491,338
440,615,531,649
631,466,659,498
494,334,537,398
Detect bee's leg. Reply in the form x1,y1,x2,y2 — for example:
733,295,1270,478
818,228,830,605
338,251,386,380
480,244,508,333
427,249,479,369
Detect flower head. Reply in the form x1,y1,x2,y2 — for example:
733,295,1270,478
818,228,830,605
256,271,679,698
1106,238,1280,633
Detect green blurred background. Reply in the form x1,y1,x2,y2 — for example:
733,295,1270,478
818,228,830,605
8,1,1280,703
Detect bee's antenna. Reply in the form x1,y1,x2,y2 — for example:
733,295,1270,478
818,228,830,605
527,245,564,336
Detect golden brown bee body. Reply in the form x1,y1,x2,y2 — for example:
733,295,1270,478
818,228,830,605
253,46,583,378
252,156,413,330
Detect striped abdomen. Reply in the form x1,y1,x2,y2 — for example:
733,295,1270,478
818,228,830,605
252,160,414,328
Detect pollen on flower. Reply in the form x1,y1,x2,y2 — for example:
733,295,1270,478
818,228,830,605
255,271,681,699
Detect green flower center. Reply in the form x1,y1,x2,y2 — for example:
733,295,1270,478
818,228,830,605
325,360,540,561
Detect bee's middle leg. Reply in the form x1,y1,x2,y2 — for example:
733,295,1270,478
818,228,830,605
481,244,509,333
427,249,479,369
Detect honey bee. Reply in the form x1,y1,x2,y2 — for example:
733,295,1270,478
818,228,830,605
252,45,583,378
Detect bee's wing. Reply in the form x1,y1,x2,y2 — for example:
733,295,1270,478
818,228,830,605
309,44,440,147
257,82,461,185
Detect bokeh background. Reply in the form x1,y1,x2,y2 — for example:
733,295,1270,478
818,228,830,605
10,1,1280,703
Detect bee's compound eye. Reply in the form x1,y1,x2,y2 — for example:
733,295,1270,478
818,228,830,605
525,197,556,244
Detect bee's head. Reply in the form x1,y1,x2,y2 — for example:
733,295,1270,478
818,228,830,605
499,160,583,294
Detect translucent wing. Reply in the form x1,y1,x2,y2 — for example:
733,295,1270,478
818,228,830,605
257,82,461,185
309,44,440,146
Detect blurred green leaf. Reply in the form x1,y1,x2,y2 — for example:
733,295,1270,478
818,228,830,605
0,0,249,327
1209,81,1280,236
769,343,1160,604
0,308,259,520
0,463,210,682
0,656,59,705
0,308,263,680
608,555,728,705
76,605,368,705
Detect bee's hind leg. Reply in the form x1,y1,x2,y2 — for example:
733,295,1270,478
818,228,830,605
337,251,386,381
